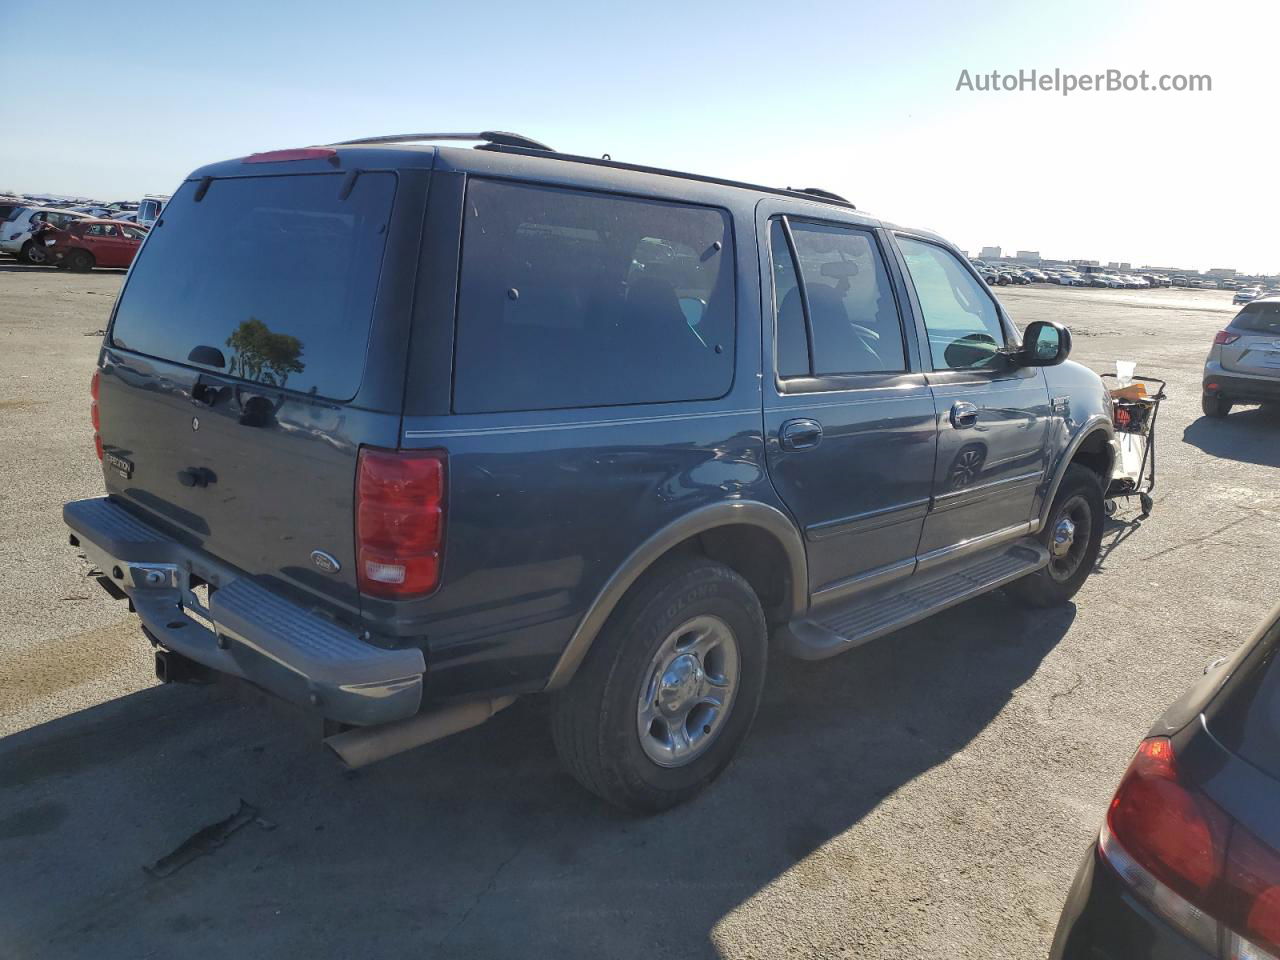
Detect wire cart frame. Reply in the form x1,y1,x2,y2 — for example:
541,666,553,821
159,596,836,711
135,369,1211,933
1101,373,1167,519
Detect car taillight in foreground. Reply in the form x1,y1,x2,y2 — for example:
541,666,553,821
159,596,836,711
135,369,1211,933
90,370,102,460
355,448,446,599
1102,737,1280,959
1216,330,1242,345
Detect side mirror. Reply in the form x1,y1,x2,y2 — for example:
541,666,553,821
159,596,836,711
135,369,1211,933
1016,320,1071,366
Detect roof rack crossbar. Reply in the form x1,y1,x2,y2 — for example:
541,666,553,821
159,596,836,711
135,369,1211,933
330,130,553,151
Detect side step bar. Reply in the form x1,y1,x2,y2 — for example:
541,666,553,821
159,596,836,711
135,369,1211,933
779,538,1050,661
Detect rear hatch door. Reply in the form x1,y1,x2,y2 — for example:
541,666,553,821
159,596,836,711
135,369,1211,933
1221,301,1280,377
101,164,416,620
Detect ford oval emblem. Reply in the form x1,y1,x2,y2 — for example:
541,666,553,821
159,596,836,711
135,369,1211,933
310,550,341,574
191,416,200,432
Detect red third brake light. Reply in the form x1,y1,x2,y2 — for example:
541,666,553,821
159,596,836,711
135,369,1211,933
1216,330,1241,345
355,448,446,599
1103,737,1280,957
242,147,338,164
90,370,102,460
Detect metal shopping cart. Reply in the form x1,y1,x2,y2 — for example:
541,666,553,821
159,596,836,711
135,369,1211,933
1101,373,1167,519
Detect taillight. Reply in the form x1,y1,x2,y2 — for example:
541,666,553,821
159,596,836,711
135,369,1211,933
1102,737,1280,959
355,448,446,599
90,370,102,460
1216,330,1241,345
242,147,338,164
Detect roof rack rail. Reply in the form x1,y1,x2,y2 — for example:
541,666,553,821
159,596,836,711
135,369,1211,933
791,186,851,205
330,130,553,151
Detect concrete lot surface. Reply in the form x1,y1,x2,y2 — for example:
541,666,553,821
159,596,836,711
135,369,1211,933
2,267,1278,959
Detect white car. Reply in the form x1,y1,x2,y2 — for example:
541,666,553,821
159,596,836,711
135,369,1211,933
1,207,93,264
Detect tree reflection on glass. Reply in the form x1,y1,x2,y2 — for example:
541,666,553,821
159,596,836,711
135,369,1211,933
225,318,305,388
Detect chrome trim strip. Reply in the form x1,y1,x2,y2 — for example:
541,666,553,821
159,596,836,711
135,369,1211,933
805,499,930,542
915,522,1034,572
811,556,916,605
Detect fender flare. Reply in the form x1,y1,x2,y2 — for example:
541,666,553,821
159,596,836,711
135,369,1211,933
1035,415,1117,532
543,500,807,690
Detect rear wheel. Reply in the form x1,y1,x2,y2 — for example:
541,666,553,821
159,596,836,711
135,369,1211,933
550,557,767,813
1007,464,1104,608
20,240,48,265
67,249,94,273
1202,392,1232,418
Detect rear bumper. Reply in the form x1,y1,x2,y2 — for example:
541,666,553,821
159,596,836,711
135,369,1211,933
64,496,425,726
1203,365,1280,403
1050,844,1214,960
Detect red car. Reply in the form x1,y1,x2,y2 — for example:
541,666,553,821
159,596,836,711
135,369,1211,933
45,218,146,271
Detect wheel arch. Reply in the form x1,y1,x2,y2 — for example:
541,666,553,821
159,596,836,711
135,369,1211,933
543,501,807,690
1036,416,1116,532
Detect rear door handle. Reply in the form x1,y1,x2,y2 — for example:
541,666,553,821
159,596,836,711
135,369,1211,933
780,418,823,450
950,401,979,429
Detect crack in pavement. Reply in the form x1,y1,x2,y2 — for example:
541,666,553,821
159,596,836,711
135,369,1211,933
1139,514,1254,562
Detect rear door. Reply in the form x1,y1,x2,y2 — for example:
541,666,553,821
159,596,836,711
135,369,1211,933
891,234,1051,563
100,167,419,619
1221,301,1280,376
759,206,937,597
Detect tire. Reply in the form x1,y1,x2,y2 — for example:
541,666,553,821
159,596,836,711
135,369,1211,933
67,250,94,273
550,557,767,813
1007,464,1104,608
1202,392,1232,418
20,241,48,265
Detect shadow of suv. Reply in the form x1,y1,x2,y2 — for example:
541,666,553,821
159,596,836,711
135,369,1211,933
64,131,1118,812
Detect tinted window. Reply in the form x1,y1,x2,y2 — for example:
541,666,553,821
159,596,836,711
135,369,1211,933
788,222,905,376
898,236,1007,370
1233,301,1280,334
453,179,734,413
769,219,808,378
86,224,119,237
111,172,395,400
1208,625,1280,780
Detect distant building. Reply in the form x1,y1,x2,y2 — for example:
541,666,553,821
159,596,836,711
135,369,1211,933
1207,267,1237,278
1015,250,1041,262
1069,259,1100,268
979,246,1002,260
1107,262,1132,270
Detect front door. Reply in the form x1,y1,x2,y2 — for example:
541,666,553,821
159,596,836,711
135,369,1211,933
892,235,1051,564
760,209,938,599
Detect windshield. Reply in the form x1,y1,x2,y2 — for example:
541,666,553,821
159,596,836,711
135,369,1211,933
110,172,396,400
1232,301,1280,334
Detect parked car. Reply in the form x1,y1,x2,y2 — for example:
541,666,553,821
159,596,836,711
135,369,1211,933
1234,286,1263,305
1202,298,1280,417
1,207,92,263
64,133,1118,812
136,194,168,228
1050,603,1280,960
45,218,146,271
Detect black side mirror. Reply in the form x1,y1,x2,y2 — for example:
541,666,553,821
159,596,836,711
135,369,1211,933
1016,320,1071,366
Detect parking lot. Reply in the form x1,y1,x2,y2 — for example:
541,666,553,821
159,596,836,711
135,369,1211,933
2,266,1278,959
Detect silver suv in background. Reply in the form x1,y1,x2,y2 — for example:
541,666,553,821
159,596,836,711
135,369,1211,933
1203,296,1280,417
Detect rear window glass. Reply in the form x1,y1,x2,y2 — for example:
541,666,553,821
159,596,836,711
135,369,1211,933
111,173,395,400
1233,301,1280,334
1209,625,1280,780
453,179,735,413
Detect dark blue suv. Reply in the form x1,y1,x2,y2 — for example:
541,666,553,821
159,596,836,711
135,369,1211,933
65,132,1118,811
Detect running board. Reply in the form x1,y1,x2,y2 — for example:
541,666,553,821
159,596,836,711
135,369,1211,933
780,538,1050,660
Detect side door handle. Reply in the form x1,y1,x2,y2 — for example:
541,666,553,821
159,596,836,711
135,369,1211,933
780,418,823,451
950,401,979,429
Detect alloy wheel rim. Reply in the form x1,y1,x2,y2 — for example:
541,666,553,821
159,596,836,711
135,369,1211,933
1048,495,1092,581
636,614,740,768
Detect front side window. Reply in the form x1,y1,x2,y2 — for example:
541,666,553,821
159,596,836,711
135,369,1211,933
898,236,1007,371
453,179,735,413
768,218,906,378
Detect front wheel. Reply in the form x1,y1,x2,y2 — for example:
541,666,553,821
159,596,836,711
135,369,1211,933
550,557,767,813
1007,464,1104,608
67,250,94,273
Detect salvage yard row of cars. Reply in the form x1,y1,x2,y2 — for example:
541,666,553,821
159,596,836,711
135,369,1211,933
0,193,165,268
972,259,1280,296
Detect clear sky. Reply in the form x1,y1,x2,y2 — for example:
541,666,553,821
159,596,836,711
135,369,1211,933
2,0,1275,272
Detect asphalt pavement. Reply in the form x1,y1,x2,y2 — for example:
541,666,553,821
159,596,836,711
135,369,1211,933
2,267,1277,959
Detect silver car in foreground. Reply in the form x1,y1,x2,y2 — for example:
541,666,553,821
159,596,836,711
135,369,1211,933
1203,297,1280,417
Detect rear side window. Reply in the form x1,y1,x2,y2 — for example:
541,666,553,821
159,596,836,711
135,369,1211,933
453,179,735,413
111,173,395,400
1233,301,1280,334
